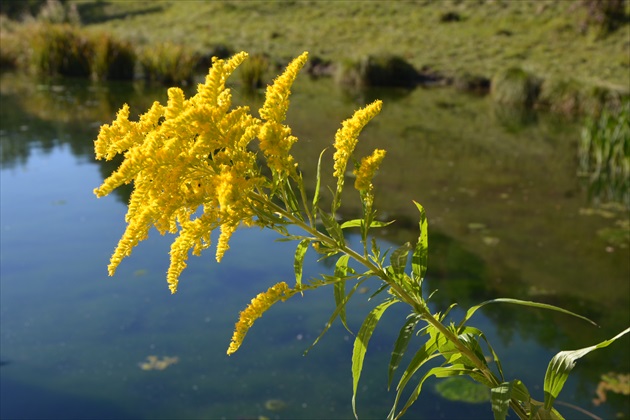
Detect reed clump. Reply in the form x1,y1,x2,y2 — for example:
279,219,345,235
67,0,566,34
238,53,269,91
578,100,630,207
29,23,93,77
138,42,197,85
90,32,136,81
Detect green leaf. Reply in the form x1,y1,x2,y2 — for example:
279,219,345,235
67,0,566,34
491,381,513,420
318,209,345,245
303,278,367,356
388,333,440,420
293,239,310,289
282,178,303,221
352,299,398,419
543,327,630,410
459,298,599,331
340,219,395,230
334,255,352,334
390,242,411,277
396,365,475,420
388,314,421,389
411,201,428,281
459,326,505,381
296,172,314,226
311,149,326,217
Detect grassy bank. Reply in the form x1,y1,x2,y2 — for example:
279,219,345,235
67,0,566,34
1,0,628,115
75,1,629,86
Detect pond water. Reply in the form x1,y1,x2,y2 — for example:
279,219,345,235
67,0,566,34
0,73,628,419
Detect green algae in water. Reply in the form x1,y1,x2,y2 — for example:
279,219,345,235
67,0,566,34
434,377,490,404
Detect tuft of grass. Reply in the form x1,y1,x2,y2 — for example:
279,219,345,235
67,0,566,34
0,17,25,71
138,42,197,86
238,53,269,91
91,32,135,81
490,67,541,109
29,23,93,77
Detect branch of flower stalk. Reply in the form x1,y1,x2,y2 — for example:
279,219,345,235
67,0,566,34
249,190,530,418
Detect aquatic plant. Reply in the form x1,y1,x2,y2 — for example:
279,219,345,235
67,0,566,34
93,51,629,419
579,100,630,207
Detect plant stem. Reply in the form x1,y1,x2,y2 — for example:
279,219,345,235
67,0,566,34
252,191,531,418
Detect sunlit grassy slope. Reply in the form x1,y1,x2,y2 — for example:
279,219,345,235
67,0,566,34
78,0,629,89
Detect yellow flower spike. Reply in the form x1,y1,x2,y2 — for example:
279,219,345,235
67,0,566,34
227,282,293,355
354,149,387,192
332,100,383,182
258,52,308,180
260,52,308,123
198,52,248,106
215,222,237,262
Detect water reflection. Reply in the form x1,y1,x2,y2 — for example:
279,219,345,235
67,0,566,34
1,73,628,418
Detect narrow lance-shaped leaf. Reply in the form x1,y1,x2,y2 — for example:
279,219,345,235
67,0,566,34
411,201,428,281
340,219,394,229
459,298,599,330
459,326,504,381
318,209,345,245
296,172,314,226
490,381,513,420
282,178,303,221
311,149,326,217
390,242,411,277
543,327,630,410
388,313,421,389
293,238,310,289
303,277,367,356
333,254,352,334
387,330,440,420
352,298,398,419
395,365,478,420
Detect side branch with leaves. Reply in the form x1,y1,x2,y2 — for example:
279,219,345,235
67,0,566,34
93,51,629,419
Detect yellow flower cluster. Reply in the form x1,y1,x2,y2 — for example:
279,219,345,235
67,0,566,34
258,52,308,179
332,100,383,183
94,52,268,293
227,282,293,355
94,51,313,293
354,149,387,192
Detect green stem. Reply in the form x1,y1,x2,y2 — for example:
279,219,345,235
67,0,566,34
250,191,529,419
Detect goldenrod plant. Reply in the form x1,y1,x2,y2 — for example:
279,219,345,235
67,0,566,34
94,51,629,419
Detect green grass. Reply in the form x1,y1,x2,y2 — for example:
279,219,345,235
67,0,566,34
71,0,629,90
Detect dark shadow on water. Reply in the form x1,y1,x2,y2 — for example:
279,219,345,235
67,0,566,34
0,376,133,420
